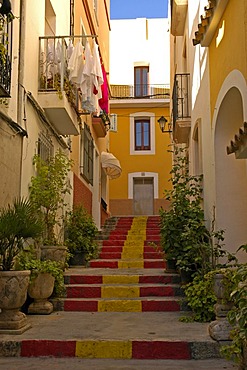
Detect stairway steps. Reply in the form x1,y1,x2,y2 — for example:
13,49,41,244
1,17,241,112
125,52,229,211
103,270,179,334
102,240,161,246
99,251,164,259
63,297,181,312
89,259,166,269
66,284,181,298
101,246,163,253
65,273,180,285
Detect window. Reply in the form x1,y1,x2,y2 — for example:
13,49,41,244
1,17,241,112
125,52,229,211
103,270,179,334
134,66,149,97
130,112,155,155
37,132,54,162
83,125,94,185
135,119,150,150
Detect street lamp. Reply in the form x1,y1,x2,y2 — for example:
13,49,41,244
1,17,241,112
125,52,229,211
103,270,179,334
157,116,172,133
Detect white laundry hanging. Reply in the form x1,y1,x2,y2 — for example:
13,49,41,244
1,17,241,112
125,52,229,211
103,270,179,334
66,39,74,61
67,40,84,85
91,39,104,115
80,41,95,113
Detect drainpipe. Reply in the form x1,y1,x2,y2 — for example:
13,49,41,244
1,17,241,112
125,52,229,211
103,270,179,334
17,0,26,196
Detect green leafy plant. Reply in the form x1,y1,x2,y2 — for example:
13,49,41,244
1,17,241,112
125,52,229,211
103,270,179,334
221,259,247,367
16,246,65,297
160,145,211,278
180,273,217,322
29,149,73,245
0,198,43,271
65,205,99,264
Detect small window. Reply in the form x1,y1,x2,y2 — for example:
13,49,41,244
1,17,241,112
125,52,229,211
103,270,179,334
134,119,150,150
37,132,54,162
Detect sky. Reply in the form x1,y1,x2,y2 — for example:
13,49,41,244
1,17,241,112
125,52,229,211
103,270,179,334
110,0,168,20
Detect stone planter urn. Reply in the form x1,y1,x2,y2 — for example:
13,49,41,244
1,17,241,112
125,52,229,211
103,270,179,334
208,273,233,341
41,245,67,270
0,270,31,334
28,272,55,314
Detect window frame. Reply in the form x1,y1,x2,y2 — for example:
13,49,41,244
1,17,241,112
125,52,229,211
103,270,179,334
134,118,151,151
130,112,155,155
134,66,149,97
82,124,94,185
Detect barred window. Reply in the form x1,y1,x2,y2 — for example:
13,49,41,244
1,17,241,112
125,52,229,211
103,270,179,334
37,132,54,162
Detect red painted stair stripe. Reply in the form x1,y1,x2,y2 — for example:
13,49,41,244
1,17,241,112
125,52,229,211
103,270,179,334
67,286,101,298
144,261,165,268
21,340,76,357
64,300,98,311
90,260,118,268
139,275,173,284
69,276,103,284
142,300,180,312
140,286,175,297
132,341,191,359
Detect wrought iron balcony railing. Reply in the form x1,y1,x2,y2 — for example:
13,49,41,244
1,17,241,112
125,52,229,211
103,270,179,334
172,73,190,127
0,14,12,97
110,84,170,100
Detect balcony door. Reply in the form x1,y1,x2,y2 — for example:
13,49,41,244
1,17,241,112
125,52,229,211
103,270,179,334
134,66,149,97
133,177,154,215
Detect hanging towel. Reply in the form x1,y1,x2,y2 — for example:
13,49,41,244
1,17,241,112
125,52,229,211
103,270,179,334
67,39,74,61
91,40,104,114
99,64,109,114
80,41,95,112
68,41,84,85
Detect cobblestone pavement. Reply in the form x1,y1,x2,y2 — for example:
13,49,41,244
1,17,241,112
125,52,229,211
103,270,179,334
0,358,238,370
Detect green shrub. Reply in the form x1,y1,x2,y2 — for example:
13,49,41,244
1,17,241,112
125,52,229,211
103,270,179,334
65,205,99,263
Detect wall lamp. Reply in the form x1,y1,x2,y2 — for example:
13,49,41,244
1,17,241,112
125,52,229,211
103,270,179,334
157,116,172,133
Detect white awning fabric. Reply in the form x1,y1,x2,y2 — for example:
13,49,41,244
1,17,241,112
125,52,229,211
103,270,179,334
101,151,122,179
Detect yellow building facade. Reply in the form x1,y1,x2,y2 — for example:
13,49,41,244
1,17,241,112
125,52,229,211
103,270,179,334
170,0,247,262
109,18,172,216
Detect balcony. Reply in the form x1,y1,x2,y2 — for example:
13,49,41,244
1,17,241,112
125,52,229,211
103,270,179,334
0,15,12,97
170,0,188,36
38,36,84,136
172,73,191,143
110,84,169,100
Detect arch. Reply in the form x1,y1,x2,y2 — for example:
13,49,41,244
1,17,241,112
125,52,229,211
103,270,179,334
212,70,247,259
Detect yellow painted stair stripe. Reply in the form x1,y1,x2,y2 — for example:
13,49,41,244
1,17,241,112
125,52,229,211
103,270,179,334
98,300,142,312
101,286,140,298
76,340,132,359
121,251,143,259
118,260,144,268
102,275,139,284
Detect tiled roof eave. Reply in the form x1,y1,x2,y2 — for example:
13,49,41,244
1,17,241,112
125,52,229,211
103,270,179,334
192,0,216,46
227,122,247,156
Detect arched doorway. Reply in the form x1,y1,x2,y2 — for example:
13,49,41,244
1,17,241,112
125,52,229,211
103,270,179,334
214,86,247,259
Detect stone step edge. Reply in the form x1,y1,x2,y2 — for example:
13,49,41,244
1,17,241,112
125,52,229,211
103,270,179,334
64,274,181,285
51,296,187,312
3,339,222,360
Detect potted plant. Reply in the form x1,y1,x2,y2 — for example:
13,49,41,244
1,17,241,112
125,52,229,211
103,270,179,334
0,198,43,333
65,205,99,266
16,246,65,314
29,149,73,268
